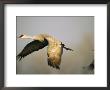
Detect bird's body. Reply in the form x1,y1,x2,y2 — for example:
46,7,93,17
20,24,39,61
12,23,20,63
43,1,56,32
17,34,73,69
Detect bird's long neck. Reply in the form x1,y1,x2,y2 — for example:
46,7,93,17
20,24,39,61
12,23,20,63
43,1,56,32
42,34,61,45
23,35,33,39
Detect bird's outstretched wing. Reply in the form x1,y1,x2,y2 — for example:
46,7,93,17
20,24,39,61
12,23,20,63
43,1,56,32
17,39,48,61
47,58,61,69
47,44,63,70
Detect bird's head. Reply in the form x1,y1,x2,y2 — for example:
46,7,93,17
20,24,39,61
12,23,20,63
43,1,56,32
17,34,32,39
18,34,25,38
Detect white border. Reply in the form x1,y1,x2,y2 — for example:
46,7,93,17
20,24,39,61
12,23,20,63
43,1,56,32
5,4,107,87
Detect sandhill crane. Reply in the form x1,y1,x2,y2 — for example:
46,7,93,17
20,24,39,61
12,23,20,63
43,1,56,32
17,34,73,69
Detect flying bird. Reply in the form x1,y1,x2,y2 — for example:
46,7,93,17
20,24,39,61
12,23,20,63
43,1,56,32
17,34,73,69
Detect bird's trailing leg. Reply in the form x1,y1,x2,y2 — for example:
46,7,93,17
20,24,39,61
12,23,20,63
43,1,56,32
61,43,74,51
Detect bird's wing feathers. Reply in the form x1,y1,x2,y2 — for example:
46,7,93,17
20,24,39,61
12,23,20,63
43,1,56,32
47,44,63,69
17,39,48,61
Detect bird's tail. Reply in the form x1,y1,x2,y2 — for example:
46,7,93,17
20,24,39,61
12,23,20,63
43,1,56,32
61,43,74,51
